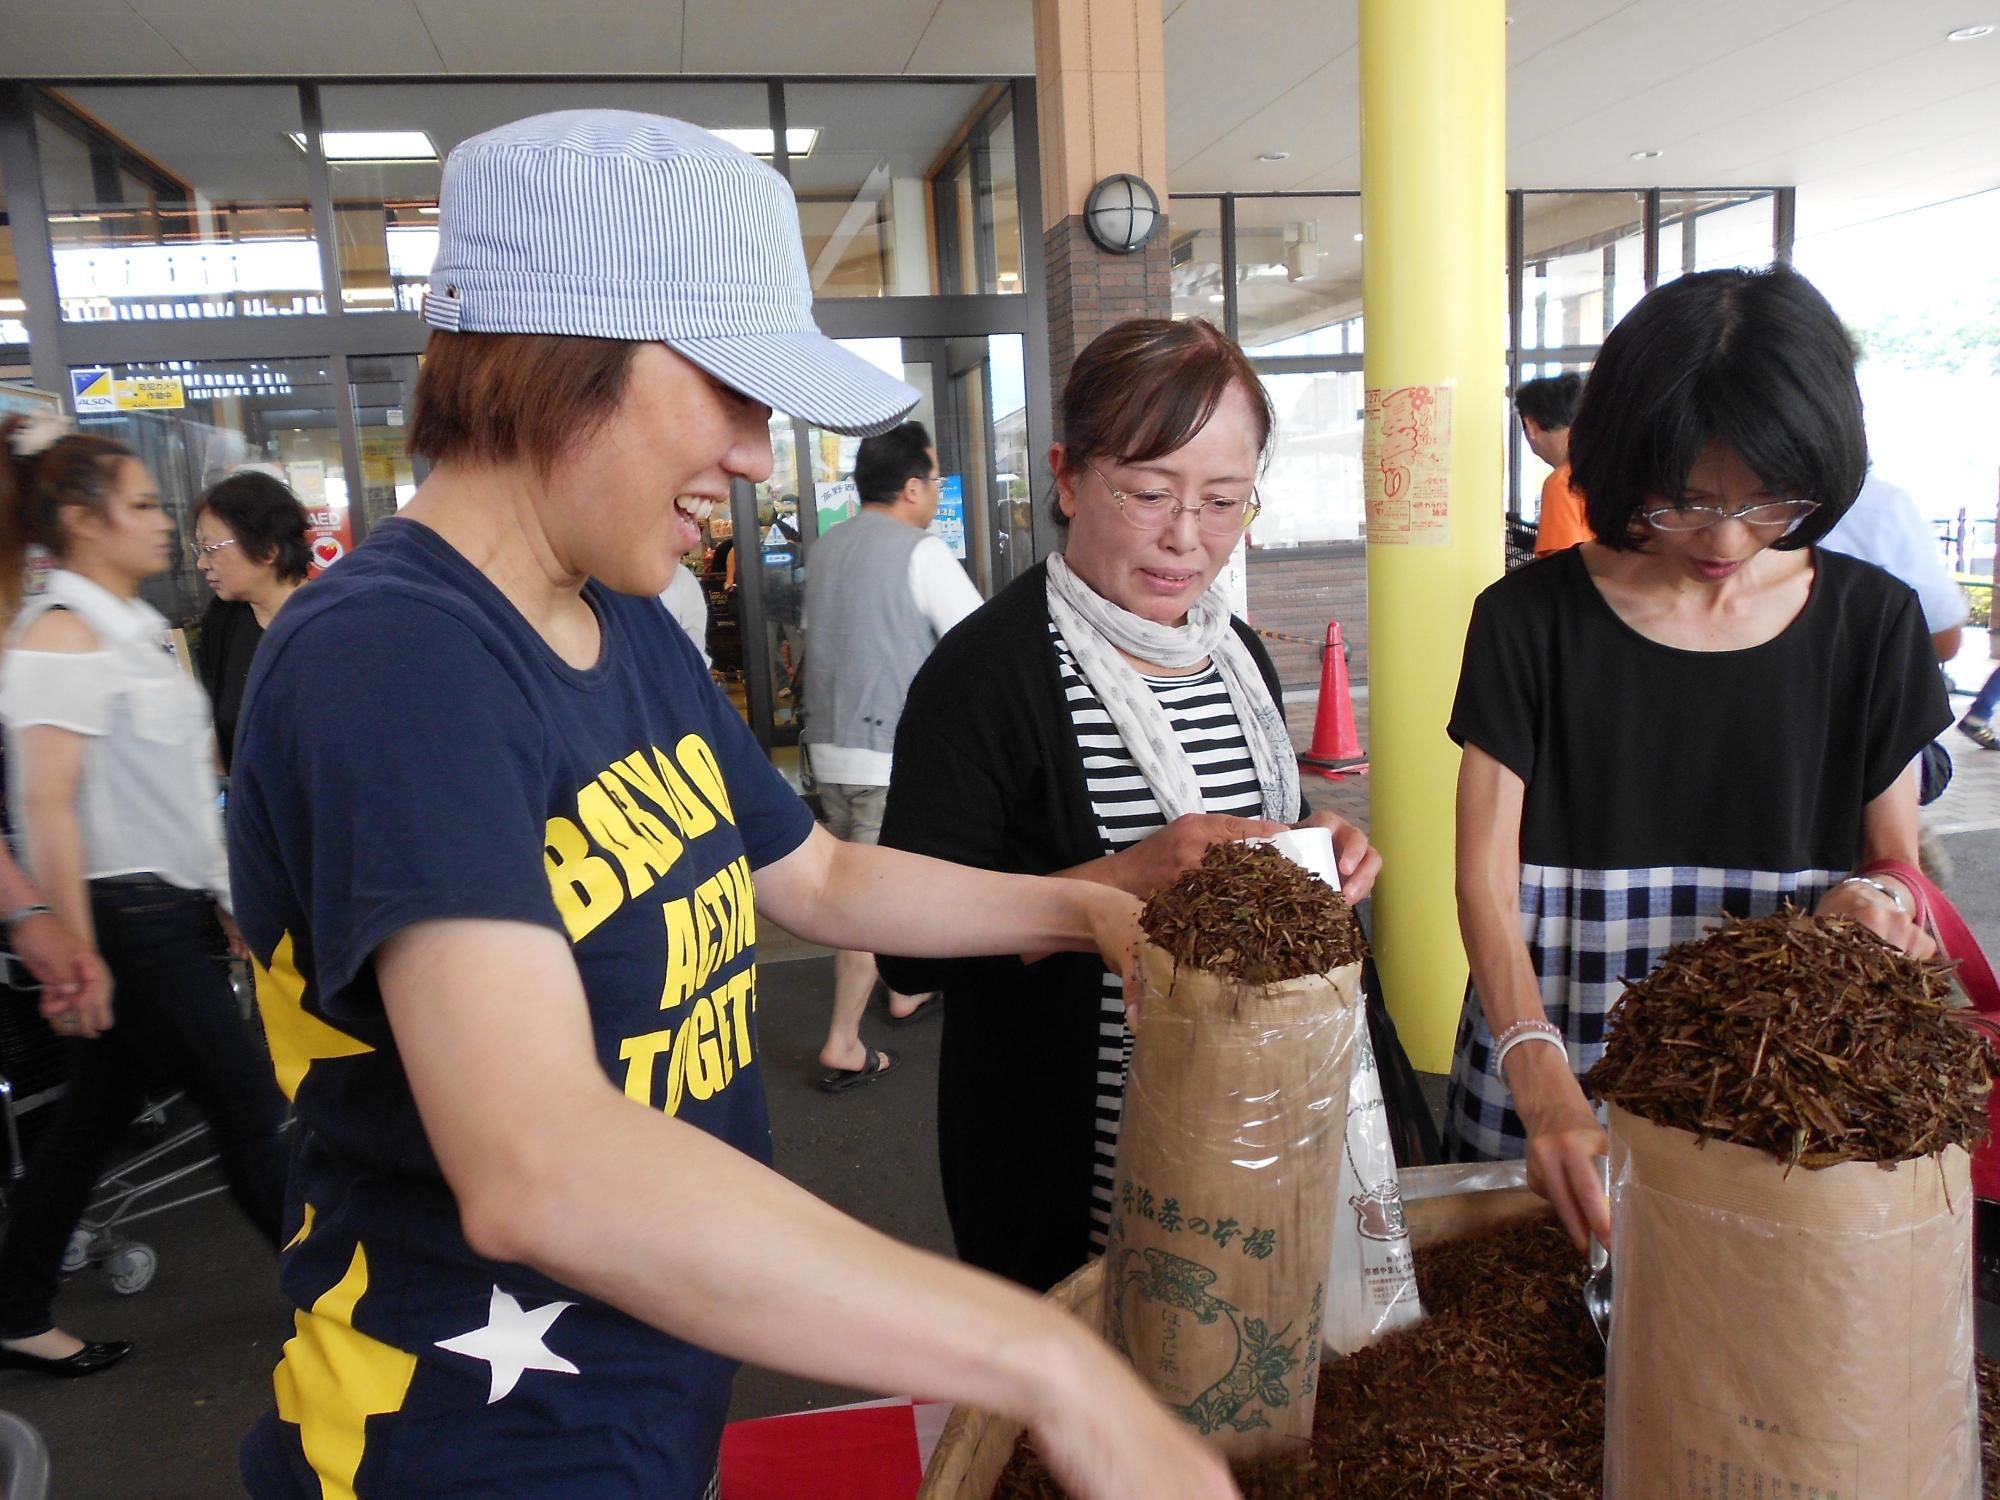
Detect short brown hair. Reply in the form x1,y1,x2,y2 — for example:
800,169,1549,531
408,331,642,474
1053,318,1274,526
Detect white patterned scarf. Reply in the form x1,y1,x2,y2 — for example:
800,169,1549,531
1045,553,1299,823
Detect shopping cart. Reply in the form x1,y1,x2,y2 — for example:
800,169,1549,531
0,954,244,1297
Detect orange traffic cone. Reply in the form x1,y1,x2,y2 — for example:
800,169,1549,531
1298,621,1369,779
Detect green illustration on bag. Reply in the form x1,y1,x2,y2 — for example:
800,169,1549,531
1105,1245,1308,1436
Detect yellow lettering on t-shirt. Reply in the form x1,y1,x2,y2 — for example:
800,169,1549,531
683,995,723,1102
661,898,701,1009
663,1015,693,1117
727,857,758,950
596,770,693,871
691,869,741,973
617,1028,677,1106
626,750,718,843
674,734,736,826
720,970,755,1084
575,783,680,901
544,816,624,942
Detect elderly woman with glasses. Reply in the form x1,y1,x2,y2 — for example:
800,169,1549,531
1444,266,1948,1252
877,317,1381,1293
191,470,311,775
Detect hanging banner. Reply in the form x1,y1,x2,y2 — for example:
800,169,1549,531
1364,383,1453,546
930,475,967,559
816,479,860,536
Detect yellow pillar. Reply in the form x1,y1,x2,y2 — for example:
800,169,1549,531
1359,0,1507,1071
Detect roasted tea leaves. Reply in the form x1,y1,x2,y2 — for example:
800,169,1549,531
1140,842,1367,984
1584,909,1992,1168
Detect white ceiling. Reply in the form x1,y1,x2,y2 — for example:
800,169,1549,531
3,0,1996,236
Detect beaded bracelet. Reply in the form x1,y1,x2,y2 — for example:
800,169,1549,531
1492,1017,1567,1073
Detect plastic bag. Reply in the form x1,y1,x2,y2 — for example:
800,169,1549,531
1320,1020,1424,1353
1604,1104,1979,1500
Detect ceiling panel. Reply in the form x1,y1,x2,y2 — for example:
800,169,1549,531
680,0,936,74
1163,0,1356,168
903,0,1033,76
122,0,444,74
416,0,684,73
0,3,198,73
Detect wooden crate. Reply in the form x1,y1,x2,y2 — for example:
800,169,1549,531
916,1167,1546,1499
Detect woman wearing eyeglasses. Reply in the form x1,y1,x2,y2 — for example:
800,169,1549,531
877,318,1381,1292
191,471,311,776
1446,266,1948,1251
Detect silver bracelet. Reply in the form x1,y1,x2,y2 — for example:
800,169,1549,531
1492,1018,1567,1073
1836,874,1910,919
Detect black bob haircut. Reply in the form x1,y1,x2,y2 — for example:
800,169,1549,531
195,471,312,582
853,421,935,507
1513,372,1583,432
1569,265,1865,553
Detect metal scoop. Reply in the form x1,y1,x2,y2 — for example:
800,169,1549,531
1583,1155,1612,1344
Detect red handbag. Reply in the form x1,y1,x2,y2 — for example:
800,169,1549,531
1859,859,2000,1199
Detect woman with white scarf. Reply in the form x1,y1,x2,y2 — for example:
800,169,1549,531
878,318,1380,1292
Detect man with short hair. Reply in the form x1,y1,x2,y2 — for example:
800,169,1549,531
1516,373,1591,556
804,420,983,1090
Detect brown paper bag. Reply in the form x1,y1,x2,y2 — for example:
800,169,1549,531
1101,940,1363,1461
1604,1104,1978,1500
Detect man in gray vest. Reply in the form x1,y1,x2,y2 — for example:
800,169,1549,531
806,421,983,1091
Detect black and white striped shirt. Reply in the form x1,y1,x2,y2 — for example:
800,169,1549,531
1050,623,1264,1251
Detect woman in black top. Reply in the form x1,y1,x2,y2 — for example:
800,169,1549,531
191,471,310,773
1448,266,1947,1251
879,319,1379,1292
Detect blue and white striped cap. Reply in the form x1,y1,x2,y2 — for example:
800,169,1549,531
422,110,917,437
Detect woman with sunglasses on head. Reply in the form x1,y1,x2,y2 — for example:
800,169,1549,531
1445,266,1949,1252
191,470,310,775
877,318,1380,1294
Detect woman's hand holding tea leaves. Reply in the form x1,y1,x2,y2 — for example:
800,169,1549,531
1509,1042,1613,1253
1103,812,1288,899
1814,876,1936,960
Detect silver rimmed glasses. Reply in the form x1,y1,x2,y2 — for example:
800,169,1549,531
1087,463,1261,535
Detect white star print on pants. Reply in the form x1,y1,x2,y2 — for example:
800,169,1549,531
436,1286,582,1403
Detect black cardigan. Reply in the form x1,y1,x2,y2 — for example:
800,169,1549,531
876,560,1295,1292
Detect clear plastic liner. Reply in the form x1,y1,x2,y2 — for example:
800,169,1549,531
1102,938,1364,1460
1397,1158,1532,1200
1321,1018,1425,1353
1604,1104,1979,1500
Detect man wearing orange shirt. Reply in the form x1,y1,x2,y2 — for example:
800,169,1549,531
1517,373,1591,556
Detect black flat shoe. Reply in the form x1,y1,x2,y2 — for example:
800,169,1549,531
0,1339,131,1377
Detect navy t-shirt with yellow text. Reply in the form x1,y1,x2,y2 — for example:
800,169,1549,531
229,518,814,1499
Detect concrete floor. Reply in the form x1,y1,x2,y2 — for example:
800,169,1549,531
7,684,2000,1496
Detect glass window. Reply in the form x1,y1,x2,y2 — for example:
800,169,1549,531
783,82,1009,298
321,82,770,314
1233,196,1363,354
985,103,1023,296
0,156,26,347
347,354,426,532
71,357,345,624
1520,192,1647,349
1169,196,1225,323
37,87,325,323
1254,369,1365,546
1680,191,1777,275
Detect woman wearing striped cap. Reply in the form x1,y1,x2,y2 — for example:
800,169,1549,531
226,111,1237,1500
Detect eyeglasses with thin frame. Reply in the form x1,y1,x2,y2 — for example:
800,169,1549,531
188,537,239,563
1088,464,1261,535
1641,499,1819,534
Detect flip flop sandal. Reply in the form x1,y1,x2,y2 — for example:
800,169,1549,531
817,1047,901,1094
883,994,941,1028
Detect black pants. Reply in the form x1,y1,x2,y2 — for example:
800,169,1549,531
0,877,288,1337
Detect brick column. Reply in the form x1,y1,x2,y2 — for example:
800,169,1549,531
1032,0,1171,422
